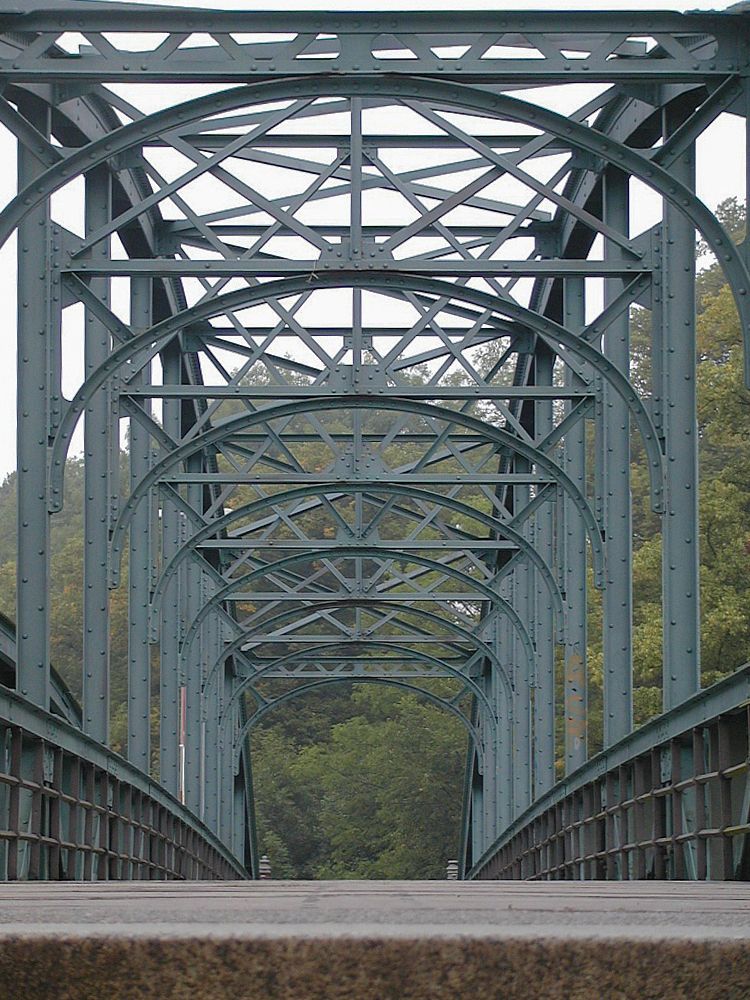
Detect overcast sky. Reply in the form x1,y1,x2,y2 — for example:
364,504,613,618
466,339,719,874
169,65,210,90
45,0,748,10
0,0,745,482
60,0,750,10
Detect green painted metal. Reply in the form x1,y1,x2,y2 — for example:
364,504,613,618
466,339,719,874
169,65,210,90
1,5,749,880
2,77,748,376
563,278,588,774
532,346,555,798
159,343,181,801
220,646,498,742
467,663,750,880
0,682,249,879
0,613,81,730
14,94,51,716
48,273,664,520
0,7,746,85
198,601,514,719
108,395,607,591
148,483,566,630
127,276,152,773
176,545,537,688
601,168,634,747
82,165,111,746
661,110,701,713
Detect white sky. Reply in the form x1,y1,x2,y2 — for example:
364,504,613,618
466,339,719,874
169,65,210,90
42,0,748,10
0,0,746,481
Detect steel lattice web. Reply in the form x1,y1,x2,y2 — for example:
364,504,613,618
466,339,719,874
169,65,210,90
1,2,749,879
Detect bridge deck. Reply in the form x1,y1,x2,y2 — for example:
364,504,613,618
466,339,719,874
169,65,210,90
0,882,748,999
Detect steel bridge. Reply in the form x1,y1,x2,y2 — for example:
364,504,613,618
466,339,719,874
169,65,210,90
0,0,749,882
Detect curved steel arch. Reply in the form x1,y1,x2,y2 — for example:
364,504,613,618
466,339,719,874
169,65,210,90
231,676,487,770
178,545,537,684
200,599,515,713
51,270,660,517
2,74,748,379
151,482,566,632
112,395,604,591
219,645,498,737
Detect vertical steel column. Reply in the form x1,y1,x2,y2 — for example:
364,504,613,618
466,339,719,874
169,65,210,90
512,519,532,814
503,600,515,824
160,342,181,796
661,111,700,711
497,688,513,834
746,80,750,372
233,765,246,866
203,591,220,833
602,167,633,744
534,345,556,796
470,758,484,864
493,611,512,834
220,663,235,846
563,277,587,772
15,98,51,710
82,166,112,744
128,277,152,771
505,601,520,822
243,727,260,879
183,464,203,814
480,668,497,846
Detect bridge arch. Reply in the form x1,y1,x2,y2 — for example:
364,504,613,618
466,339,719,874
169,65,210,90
1,74,747,376
51,271,661,519
219,644,498,739
150,482,565,631
2,8,747,885
108,395,605,590
200,599,516,715
177,545,537,684
230,676,488,771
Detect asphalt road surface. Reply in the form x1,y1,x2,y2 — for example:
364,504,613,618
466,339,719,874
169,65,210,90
0,879,748,939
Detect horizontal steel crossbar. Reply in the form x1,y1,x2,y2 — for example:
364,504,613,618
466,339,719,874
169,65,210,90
0,8,742,83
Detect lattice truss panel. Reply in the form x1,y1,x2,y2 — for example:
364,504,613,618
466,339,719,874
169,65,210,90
1,3,749,862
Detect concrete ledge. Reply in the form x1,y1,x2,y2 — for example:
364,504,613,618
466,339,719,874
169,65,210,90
1,883,748,1000
1,937,749,1000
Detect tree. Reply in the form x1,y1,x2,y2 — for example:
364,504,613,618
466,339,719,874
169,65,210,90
252,686,466,879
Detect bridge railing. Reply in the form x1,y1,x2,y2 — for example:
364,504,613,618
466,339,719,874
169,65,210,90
0,686,247,881
469,665,750,881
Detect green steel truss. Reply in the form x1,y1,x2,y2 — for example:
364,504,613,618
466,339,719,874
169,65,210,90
2,1,750,877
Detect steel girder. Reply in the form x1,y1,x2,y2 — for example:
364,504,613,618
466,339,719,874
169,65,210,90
198,601,516,719
222,648,498,763
0,6,745,83
49,274,664,519
3,3,749,878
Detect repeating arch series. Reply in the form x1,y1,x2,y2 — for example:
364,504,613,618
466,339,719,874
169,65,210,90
2,8,746,878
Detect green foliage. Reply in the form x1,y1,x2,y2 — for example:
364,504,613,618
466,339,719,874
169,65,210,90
624,203,749,714
252,687,465,879
560,200,750,769
696,196,747,305
0,457,132,704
